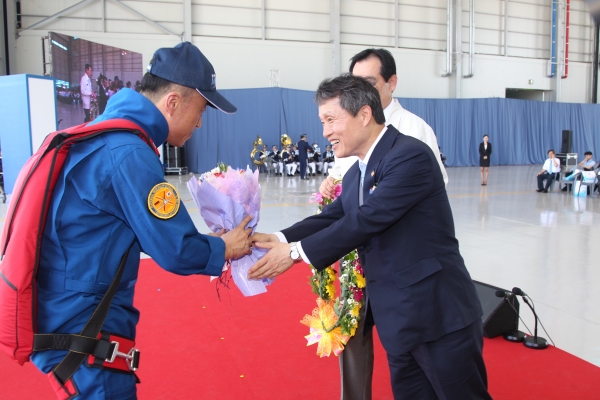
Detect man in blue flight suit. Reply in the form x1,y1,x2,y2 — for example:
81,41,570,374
31,42,253,399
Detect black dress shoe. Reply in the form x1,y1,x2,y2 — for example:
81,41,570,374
542,189,548,193
536,189,543,192
561,187,567,191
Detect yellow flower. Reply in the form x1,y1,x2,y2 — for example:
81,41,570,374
301,298,347,357
349,325,357,337
326,267,336,281
355,272,366,288
326,283,336,298
350,304,361,317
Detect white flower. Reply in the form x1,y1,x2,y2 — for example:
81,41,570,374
354,253,359,260
351,318,357,325
340,299,345,304
347,298,354,305
342,261,349,267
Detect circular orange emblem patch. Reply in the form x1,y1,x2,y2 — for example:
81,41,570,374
148,183,180,219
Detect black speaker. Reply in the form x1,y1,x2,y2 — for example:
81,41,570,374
473,281,520,339
561,130,573,154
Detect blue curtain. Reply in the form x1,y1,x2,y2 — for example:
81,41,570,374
185,88,600,173
399,98,600,167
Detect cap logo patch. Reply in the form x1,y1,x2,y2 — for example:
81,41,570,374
148,182,180,219
211,73,216,87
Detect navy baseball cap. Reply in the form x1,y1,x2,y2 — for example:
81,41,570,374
147,42,236,114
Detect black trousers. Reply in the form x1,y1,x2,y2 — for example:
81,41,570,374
84,108,91,123
299,157,307,179
386,321,491,400
537,172,556,190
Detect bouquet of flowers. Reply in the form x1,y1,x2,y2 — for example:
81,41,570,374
300,182,366,357
187,164,272,296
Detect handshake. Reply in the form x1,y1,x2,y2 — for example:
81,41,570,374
215,215,298,280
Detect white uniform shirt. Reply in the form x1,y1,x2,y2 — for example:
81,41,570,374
80,73,93,109
329,99,448,186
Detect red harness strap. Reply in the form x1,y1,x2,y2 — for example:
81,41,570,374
86,332,140,374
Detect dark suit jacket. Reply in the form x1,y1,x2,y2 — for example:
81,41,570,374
297,140,310,161
97,85,108,115
282,126,482,355
479,142,492,159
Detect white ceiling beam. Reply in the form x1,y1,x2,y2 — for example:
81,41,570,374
108,0,182,40
19,0,97,33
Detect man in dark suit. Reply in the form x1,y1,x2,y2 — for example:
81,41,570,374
249,75,490,400
297,134,311,179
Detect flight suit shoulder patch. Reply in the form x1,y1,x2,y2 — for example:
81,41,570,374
148,182,180,219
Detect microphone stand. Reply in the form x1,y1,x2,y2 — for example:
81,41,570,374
503,294,526,342
522,296,548,349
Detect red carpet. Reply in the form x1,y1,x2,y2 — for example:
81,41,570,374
1,259,599,399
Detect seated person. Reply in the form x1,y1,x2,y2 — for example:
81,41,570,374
579,151,597,171
292,145,300,174
307,148,317,176
269,145,283,175
562,151,596,191
259,144,270,173
312,143,323,174
322,144,335,176
537,149,560,193
282,146,297,176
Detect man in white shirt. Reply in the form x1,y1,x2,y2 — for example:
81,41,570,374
318,48,447,400
320,49,447,200
80,63,93,122
536,149,561,193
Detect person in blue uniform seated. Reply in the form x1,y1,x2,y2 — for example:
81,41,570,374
536,149,560,193
562,151,597,192
297,134,311,179
248,75,491,400
31,42,253,400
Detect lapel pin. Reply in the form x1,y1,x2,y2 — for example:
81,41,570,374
370,171,374,177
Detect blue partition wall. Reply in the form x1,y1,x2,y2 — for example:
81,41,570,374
185,87,600,173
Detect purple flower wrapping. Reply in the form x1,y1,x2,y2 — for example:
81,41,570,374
187,167,273,296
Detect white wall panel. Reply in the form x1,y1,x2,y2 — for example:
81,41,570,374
266,29,330,43
193,0,261,8
399,4,446,25
192,24,261,39
266,10,329,32
266,0,330,14
397,37,445,51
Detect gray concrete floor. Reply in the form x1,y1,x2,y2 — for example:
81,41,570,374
1,161,598,367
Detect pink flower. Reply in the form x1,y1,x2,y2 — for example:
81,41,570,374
353,288,363,302
309,192,323,205
355,264,364,275
333,184,342,199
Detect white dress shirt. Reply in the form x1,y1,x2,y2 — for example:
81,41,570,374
328,99,448,186
542,158,560,174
